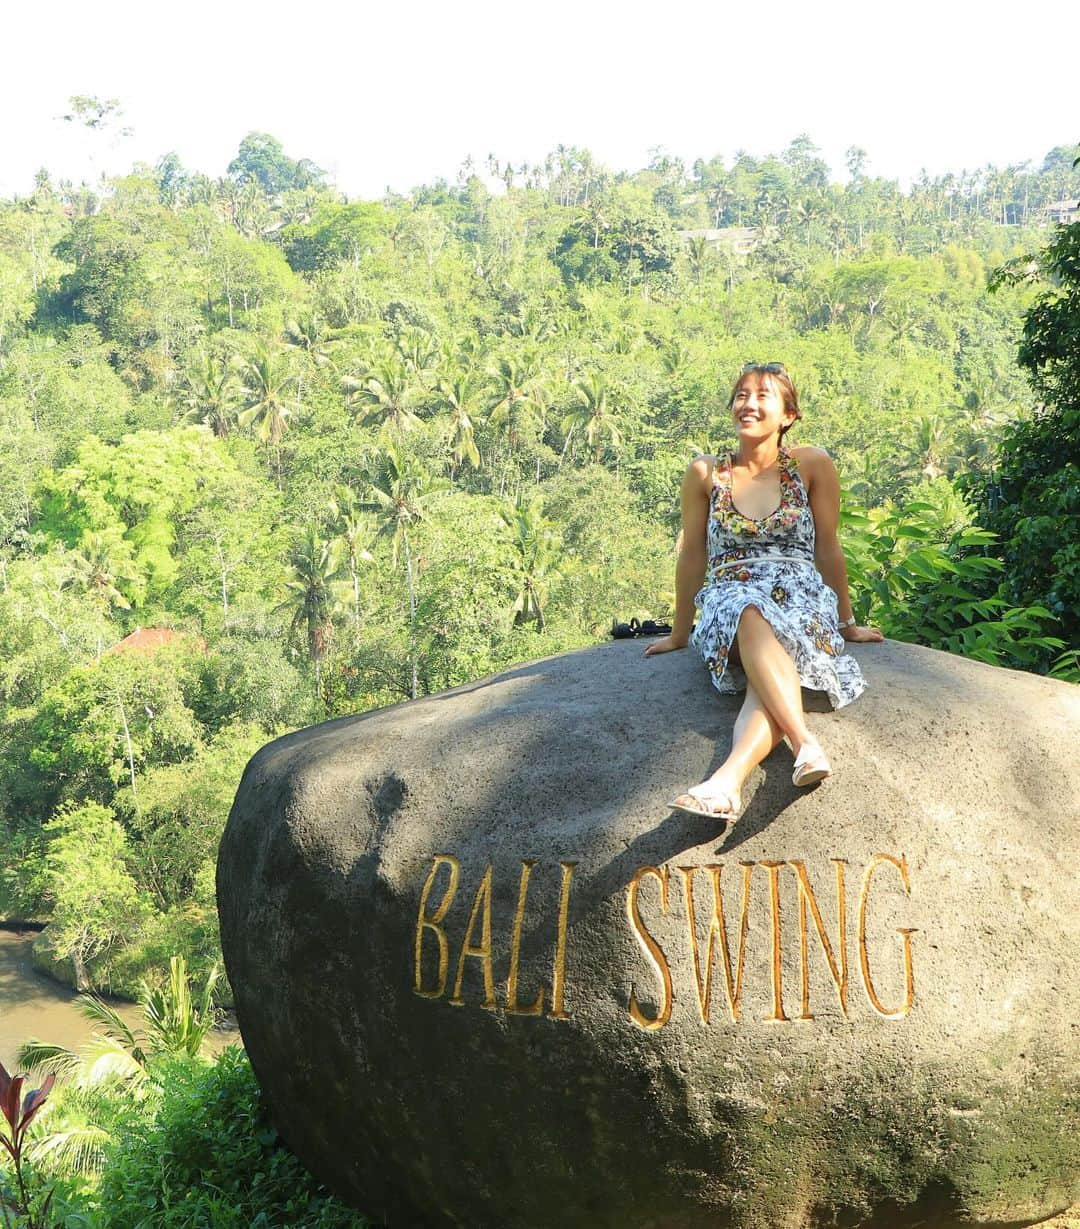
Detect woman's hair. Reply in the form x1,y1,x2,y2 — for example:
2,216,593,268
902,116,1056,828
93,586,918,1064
728,363,803,439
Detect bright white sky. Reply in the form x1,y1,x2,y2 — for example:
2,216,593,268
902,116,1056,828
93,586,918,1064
3,0,1077,201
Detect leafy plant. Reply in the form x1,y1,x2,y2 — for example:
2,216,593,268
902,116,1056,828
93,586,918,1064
18,957,221,1090
95,1047,367,1228
842,485,1065,669
0,1060,57,1228
14,958,221,1190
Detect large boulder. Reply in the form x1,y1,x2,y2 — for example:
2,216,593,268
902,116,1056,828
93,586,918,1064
217,639,1080,1228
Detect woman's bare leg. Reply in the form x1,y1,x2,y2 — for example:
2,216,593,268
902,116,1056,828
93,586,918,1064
734,605,816,752
673,683,784,815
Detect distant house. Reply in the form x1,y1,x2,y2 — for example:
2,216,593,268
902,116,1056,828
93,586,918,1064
677,227,761,256
1043,199,1080,225
105,626,206,655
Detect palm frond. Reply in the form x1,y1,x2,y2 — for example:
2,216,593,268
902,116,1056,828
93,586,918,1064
27,1120,112,1176
14,1040,82,1082
75,994,148,1061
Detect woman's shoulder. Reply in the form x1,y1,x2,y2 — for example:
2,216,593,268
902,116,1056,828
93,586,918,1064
685,453,722,481
788,444,837,478
788,443,832,464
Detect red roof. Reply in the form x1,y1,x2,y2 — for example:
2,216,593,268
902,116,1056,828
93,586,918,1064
105,627,205,655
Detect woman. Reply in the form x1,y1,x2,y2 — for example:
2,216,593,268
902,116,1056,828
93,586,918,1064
645,363,882,819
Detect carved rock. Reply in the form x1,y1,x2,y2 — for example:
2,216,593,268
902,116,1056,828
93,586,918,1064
217,639,1080,1227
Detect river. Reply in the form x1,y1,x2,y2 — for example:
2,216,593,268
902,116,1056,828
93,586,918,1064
0,928,240,1073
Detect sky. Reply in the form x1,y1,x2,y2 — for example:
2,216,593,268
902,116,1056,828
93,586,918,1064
3,0,1077,202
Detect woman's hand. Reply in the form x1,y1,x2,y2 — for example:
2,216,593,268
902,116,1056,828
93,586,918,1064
644,634,690,656
841,623,884,643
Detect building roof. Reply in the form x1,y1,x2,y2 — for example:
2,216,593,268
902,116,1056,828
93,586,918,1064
105,626,203,655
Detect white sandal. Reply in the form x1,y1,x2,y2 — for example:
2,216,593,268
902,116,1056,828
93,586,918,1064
792,742,831,788
668,781,742,820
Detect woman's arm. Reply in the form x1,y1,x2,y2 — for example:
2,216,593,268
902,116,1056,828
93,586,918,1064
798,447,883,644
645,456,712,655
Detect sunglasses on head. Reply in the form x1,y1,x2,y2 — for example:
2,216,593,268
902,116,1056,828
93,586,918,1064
742,362,786,374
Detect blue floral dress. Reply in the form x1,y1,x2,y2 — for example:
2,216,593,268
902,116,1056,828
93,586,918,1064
691,448,867,709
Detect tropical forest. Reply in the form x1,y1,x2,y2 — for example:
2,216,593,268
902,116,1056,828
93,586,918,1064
0,119,1078,1224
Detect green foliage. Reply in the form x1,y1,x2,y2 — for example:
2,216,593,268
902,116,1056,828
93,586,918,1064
36,428,244,601
113,725,266,909
278,201,391,273
29,648,203,813
40,803,147,991
227,133,326,197
978,212,1080,664
16,959,218,1193
843,482,1063,668
96,1047,367,1228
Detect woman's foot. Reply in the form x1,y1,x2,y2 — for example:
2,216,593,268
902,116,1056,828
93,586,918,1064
669,772,743,820
792,740,831,787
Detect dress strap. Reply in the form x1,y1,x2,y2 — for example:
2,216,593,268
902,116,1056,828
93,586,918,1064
710,453,733,488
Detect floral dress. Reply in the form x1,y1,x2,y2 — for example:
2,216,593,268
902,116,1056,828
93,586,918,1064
691,448,867,709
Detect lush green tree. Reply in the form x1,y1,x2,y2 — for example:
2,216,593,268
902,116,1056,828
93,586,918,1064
278,199,392,273
27,646,204,814
36,427,244,600
112,724,268,908
173,351,241,438
327,486,375,629
41,802,147,991
345,355,422,434
237,343,297,482
171,462,280,630
485,355,550,488
981,210,1080,662
227,132,325,196
364,442,449,698
562,372,623,463
439,371,482,473
499,495,561,631
275,528,348,698
0,328,136,456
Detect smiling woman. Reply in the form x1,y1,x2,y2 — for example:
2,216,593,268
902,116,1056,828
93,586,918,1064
645,362,882,821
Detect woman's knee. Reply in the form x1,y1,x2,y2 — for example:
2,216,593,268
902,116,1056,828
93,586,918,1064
736,604,767,639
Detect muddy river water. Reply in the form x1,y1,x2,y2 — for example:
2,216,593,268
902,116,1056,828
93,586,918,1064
0,928,239,1073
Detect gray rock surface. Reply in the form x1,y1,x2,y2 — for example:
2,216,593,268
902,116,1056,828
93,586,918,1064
217,638,1080,1228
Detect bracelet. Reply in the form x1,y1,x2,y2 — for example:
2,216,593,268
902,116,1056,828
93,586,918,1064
838,617,857,629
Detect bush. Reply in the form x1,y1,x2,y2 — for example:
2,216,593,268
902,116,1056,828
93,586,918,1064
842,480,1064,669
96,1048,369,1228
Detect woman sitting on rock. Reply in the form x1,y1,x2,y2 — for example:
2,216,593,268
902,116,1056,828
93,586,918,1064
645,362,882,819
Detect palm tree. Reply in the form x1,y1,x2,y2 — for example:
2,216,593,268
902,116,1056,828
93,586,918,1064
708,183,734,228
66,531,140,613
394,326,439,383
174,351,241,438
439,372,482,475
662,338,695,385
237,343,296,481
486,355,549,490
275,528,347,697
345,357,422,435
902,415,959,481
327,485,375,630
499,495,561,631
684,235,712,299
791,196,821,248
562,373,623,463
283,313,339,369
364,442,449,699
884,304,921,357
